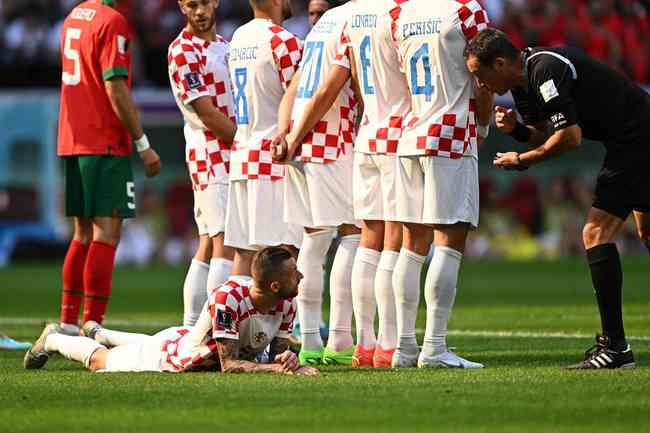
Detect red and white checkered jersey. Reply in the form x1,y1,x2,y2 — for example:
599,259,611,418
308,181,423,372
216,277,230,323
336,0,411,155
393,0,489,158
290,3,358,164
159,325,221,373
209,277,296,360
229,19,303,180
168,30,236,189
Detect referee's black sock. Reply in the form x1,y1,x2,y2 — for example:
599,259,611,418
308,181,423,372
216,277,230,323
586,243,627,352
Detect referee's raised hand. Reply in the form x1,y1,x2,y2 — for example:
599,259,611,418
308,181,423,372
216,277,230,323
494,106,517,134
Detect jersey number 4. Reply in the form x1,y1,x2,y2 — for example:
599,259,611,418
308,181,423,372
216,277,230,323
409,43,435,102
62,28,82,86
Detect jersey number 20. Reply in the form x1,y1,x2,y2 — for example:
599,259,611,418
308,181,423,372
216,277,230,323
62,28,82,86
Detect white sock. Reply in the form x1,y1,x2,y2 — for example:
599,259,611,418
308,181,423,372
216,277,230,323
421,246,462,357
183,259,209,326
297,230,334,351
376,250,399,350
94,328,150,347
207,258,233,297
392,248,426,353
327,234,360,351
351,246,380,349
45,334,104,368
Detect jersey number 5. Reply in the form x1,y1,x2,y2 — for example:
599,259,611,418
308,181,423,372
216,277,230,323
62,28,82,86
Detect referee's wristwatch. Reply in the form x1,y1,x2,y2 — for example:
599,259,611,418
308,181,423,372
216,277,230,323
514,153,529,171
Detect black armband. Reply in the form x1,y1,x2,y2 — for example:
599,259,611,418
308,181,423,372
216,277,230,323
509,122,532,143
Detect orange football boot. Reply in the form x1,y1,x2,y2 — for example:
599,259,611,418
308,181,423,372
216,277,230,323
373,346,395,368
352,345,375,367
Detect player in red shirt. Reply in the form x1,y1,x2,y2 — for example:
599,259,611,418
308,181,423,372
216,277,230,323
57,0,161,333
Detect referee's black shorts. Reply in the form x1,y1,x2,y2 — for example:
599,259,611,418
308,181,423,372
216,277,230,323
593,145,650,220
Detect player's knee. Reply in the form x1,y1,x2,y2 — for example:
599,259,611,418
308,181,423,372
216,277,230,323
637,227,650,244
582,223,607,249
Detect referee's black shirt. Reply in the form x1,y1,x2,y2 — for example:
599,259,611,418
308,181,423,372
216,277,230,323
511,46,650,161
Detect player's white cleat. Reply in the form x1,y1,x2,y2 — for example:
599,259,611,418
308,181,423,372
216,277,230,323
418,351,484,369
58,323,81,336
82,321,103,341
23,323,60,370
391,348,420,368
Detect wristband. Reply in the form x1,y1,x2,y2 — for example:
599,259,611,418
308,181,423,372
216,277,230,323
509,122,532,143
134,134,150,152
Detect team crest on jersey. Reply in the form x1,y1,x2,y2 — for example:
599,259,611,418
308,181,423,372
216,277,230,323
254,332,267,344
185,72,202,90
216,310,233,330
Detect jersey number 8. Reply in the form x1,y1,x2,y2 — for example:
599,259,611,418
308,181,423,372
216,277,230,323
234,67,249,125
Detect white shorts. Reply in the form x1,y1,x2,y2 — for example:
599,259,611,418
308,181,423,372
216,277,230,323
353,152,399,221
284,157,359,229
194,183,228,237
225,179,303,251
103,327,184,373
395,155,479,228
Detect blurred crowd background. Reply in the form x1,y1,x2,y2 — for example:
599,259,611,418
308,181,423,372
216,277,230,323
1,0,649,266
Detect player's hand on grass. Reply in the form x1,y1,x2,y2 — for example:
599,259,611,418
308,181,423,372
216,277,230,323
293,366,320,376
275,350,300,373
139,148,161,177
493,152,528,171
494,106,517,134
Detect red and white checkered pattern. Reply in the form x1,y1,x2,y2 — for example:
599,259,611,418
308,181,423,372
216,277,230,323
229,19,303,181
160,327,221,373
393,0,489,158
291,3,359,164
336,0,412,155
168,31,236,189
209,278,296,354
456,0,489,40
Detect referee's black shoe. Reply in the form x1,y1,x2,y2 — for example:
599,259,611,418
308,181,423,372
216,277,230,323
566,334,635,370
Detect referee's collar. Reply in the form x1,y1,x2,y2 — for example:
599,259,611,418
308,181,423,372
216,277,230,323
522,47,534,78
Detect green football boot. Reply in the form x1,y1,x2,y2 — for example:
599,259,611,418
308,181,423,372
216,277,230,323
299,348,324,366
322,346,354,366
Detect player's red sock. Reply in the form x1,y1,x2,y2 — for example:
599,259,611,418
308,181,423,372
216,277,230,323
60,240,89,325
82,241,117,324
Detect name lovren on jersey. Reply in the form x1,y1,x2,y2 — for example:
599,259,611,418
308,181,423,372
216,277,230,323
229,47,258,62
70,8,96,22
401,19,443,39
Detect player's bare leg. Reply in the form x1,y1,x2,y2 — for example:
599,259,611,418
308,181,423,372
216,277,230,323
59,217,93,334
418,222,483,369
231,248,255,278
633,211,650,255
207,234,234,295
78,217,122,325
183,234,211,326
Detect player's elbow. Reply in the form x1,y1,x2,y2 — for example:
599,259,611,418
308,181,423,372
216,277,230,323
563,125,582,149
104,78,128,104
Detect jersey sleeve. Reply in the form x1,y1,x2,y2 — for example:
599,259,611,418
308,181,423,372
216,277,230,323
277,299,297,339
387,5,406,73
168,41,211,105
530,58,579,131
332,24,351,69
270,27,304,90
99,14,131,81
456,0,490,41
210,289,240,340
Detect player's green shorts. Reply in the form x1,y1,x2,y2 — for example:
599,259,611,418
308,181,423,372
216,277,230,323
64,155,135,218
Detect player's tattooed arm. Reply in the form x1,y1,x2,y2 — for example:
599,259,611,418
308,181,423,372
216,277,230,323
216,339,283,374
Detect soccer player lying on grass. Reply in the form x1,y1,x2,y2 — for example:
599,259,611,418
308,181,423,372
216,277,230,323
24,247,319,376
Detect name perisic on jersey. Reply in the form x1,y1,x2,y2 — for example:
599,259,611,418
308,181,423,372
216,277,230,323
401,19,443,39
70,7,96,22
229,46,258,62
351,14,378,29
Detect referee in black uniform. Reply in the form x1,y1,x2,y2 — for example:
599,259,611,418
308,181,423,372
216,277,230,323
464,28,650,369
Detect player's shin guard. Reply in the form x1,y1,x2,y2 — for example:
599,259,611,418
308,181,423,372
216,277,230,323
297,230,334,351
376,250,399,350
207,258,233,297
392,249,426,354
586,243,627,351
328,234,360,351
82,241,116,325
61,240,89,326
183,259,209,326
421,247,461,358
45,334,104,368
351,247,380,349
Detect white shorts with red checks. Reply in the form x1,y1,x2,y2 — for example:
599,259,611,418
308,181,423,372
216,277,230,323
353,152,399,221
194,183,228,238
225,179,303,251
103,327,186,373
283,155,359,229
395,155,479,228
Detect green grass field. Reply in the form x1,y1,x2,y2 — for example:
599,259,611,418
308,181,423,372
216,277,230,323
1,258,649,433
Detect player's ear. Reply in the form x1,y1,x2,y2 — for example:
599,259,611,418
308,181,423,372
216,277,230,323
178,0,186,15
269,281,281,294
